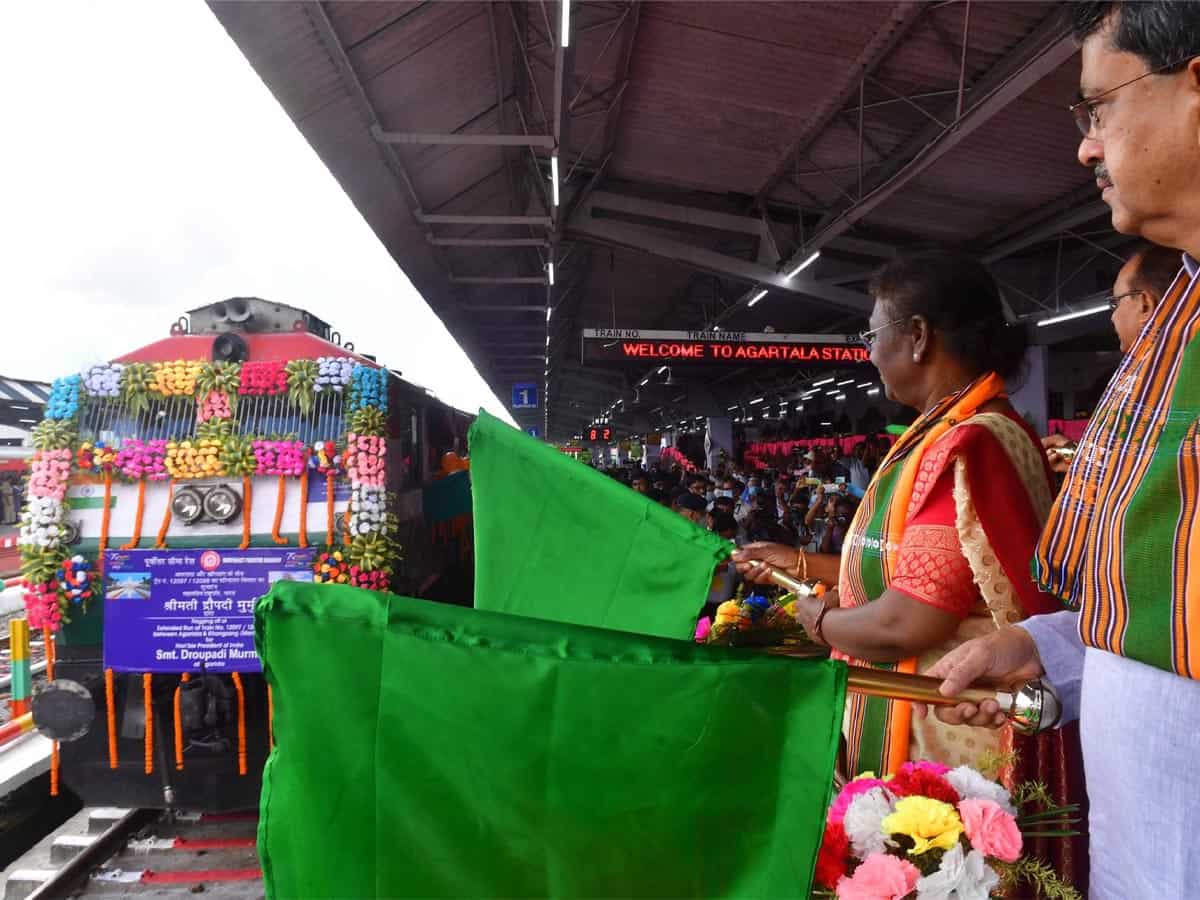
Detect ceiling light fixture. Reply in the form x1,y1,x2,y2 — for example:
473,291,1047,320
550,155,560,207
857,382,872,388
1036,304,1109,326
812,377,835,387
749,397,764,405
867,387,881,396
560,0,571,47
748,289,768,307
837,379,855,386
548,263,555,286
785,250,821,280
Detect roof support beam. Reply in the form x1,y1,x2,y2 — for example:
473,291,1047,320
450,276,549,285
371,127,554,148
755,2,927,204
429,237,549,248
781,13,1076,268
567,201,871,314
417,213,552,226
461,305,548,312
982,200,1110,263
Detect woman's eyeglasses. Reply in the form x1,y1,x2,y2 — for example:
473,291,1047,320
1107,289,1145,311
858,317,911,349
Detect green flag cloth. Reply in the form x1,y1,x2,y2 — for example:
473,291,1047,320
257,581,847,899
469,411,730,639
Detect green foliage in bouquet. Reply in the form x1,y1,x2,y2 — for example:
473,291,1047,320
286,359,319,416
347,406,386,437
20,546,64,585
196,417,239,443
346,531,399,576
121,362,154,416
220,435,258,477
31,419,78,451
703,587,814,649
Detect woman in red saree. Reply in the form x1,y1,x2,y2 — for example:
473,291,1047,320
734,250,1075,778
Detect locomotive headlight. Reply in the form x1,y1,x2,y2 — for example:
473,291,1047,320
203,485,242,525
172,487,204,525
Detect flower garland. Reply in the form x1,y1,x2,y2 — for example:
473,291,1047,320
285,359,319,415
81,363,124,398
197,390,233,422
345,433,385,486
349,365,388,412
46,375,82,420
115,439,169,481
165,439,226,479
239,360,288,396
316,356,353,394
254,439,306,477
150,360,204,398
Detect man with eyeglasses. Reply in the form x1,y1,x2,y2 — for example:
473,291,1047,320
1042,241,1181,471
921,4,1200,897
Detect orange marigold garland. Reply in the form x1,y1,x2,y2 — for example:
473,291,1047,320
343,506,352,547
325,472,336,546
97,472,113,578
143,673,154,775
43,626,58,795
231,672,248,775
105,668,118,769
297,465,309,548
239,476,252,549
154,480,175,549
271,475,289,546
120,479,147,550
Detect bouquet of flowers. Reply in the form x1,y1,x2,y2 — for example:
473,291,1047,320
345,433,385,487
313,548,390,591
349,365,388,412
814,761,1080,900
150,359,204,397
57,555,95,612
253,439,306,477
115,438,169,481
697,591,810,648
77,441,118,475
308,440,343,475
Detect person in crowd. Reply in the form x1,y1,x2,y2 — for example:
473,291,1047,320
1043,240,1182,471
817,494,859,555
733,249,1066,785
922,5,1200,896
631,474,649,495
710,511,738,544
673,491,707,526
845,443,872,492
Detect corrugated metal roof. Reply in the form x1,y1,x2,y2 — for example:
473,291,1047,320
210,1,1115,439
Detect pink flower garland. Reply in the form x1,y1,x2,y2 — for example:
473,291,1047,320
253,439,306,477
345,433,385,487
197,390,233,422
29,450,72,501
114,439,169,481
23,579,62,631
239,361,288,396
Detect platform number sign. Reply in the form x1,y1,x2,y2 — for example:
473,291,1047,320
512,382,538,410
525,426,540,439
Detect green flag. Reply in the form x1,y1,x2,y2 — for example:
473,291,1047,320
469,411,730,639
257,581,846,899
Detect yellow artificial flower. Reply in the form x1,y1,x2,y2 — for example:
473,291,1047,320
881,796,963,856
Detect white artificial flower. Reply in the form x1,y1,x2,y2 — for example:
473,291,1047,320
843,786,896,859
945,766,1017,815
915,845,1000,900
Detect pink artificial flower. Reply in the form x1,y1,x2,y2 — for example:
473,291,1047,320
694,617,711,642
835,854,920,900
958,797,1022,862
829,776,892,824
899,760,951,777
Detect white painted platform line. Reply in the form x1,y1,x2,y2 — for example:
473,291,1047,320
0,732,51,797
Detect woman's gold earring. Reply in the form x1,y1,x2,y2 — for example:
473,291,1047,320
912,354,920,363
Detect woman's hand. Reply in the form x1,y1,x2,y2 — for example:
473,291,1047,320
1041,434,1077,474
731,542,798,584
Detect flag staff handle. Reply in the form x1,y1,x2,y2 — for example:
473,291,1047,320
763,565,1059,734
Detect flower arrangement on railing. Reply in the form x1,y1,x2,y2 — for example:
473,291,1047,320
813,760,1080,900
165,439,227,480
46,375,82,420
345,433,385,486
253,440,306,477
20,448,75,628
76,441,118,476
114,439,169,481
316,356,353,393
20,496,66,549
239,360,288,396
31,419,77,452
195,417,238,443
58,555,95,614
197,390,233,422
349,485,386,535
313,548,389,591
29,449,72,501
82,363,124,398
120,362,154,415
150,360,204,398
349,365,388,412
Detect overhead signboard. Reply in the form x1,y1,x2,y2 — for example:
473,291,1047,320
581,329,870,367
525,426,541,439
511,383,539,409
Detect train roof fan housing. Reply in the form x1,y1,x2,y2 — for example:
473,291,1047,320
187,297,332,339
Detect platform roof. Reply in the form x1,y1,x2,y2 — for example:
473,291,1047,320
209,1,1124,441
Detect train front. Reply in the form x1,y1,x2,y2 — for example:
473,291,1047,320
20,298,405,809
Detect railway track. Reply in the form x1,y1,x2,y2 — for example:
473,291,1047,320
3,807,263,900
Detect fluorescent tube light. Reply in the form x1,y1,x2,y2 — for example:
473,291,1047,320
785,250,821,279
1037,304,1109,327
748,289,768,307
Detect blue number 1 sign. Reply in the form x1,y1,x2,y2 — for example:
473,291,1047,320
511,383,538,410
